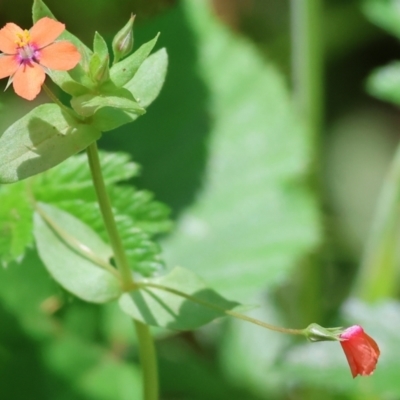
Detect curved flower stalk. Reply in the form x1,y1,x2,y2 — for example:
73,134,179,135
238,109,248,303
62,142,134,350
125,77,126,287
340,325,380,378
0,17,80,100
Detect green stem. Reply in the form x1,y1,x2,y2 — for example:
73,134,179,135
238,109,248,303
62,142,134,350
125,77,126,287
86,142,158,400
354,142,400,301
86,142,133,288
134,321,159,400
290,0,323,141
290,0,324,325
139,282,304,336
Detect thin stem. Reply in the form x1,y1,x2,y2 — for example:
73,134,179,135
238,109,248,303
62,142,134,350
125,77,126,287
290,0,324,325
134,321,159,400
86,142,158,400
86,142,133,288
139,282,304,336
290,0,323,142
354,143,400,301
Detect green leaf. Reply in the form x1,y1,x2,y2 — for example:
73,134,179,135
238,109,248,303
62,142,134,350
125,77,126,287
110,33,160,87
71,93,144,118
48,70,91,97
162,0,320,302
34,203,122,303
93,108,143,132
363,0,400,39
32,150,171,276
367,62,400,106
34,151,140,203
126,48,168,108
0,182,33,265
109,185,172,235
0,104,101,183
119,266,239,330
93,32,109,61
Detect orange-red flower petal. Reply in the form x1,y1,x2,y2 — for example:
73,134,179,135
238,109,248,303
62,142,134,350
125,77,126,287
340,325,380,378
39,41,80,70
29,17,65,49
0,23,24,53
13,63,46,100
0,55,19,79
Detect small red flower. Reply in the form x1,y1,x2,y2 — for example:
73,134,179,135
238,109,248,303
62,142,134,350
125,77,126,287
340,325,380,378
0,17,81,100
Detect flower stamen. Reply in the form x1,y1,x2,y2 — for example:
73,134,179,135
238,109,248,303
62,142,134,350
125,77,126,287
15,30,31,48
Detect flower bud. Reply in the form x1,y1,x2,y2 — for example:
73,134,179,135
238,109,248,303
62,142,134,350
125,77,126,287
112,14,135,63
303,323,343,342
340,325,380,378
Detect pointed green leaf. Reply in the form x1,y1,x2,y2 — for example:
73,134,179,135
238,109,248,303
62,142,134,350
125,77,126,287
0,104,101,183
34,203,122,303
126,48,168,108
93,108,143,132
71,94,144,118
110,33,160,87
119,266,239,330
48,70,91,96
93,32,109,61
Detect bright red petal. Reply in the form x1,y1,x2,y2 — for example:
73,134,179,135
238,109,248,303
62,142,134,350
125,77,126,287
13,62,46,100
0,22,22,54
30,17,65,49
39,41,80,70
340,326,380,378
0,55,19,79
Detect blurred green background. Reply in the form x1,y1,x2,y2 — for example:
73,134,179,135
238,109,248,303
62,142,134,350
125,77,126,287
1,0,399,399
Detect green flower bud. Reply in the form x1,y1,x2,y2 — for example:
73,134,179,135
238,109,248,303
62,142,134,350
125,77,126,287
303,323,344,342
112,14,135,63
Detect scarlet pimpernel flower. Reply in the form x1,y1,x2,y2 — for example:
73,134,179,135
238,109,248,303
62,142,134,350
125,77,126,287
340,325,380,378
0,17,80,100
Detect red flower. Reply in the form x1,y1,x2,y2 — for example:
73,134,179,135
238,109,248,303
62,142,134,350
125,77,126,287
0,17,80,100
340,325,380,378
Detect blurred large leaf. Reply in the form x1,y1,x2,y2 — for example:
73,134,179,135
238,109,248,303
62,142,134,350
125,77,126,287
363,0,400,39
367,61,400,106
162,0,320,301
